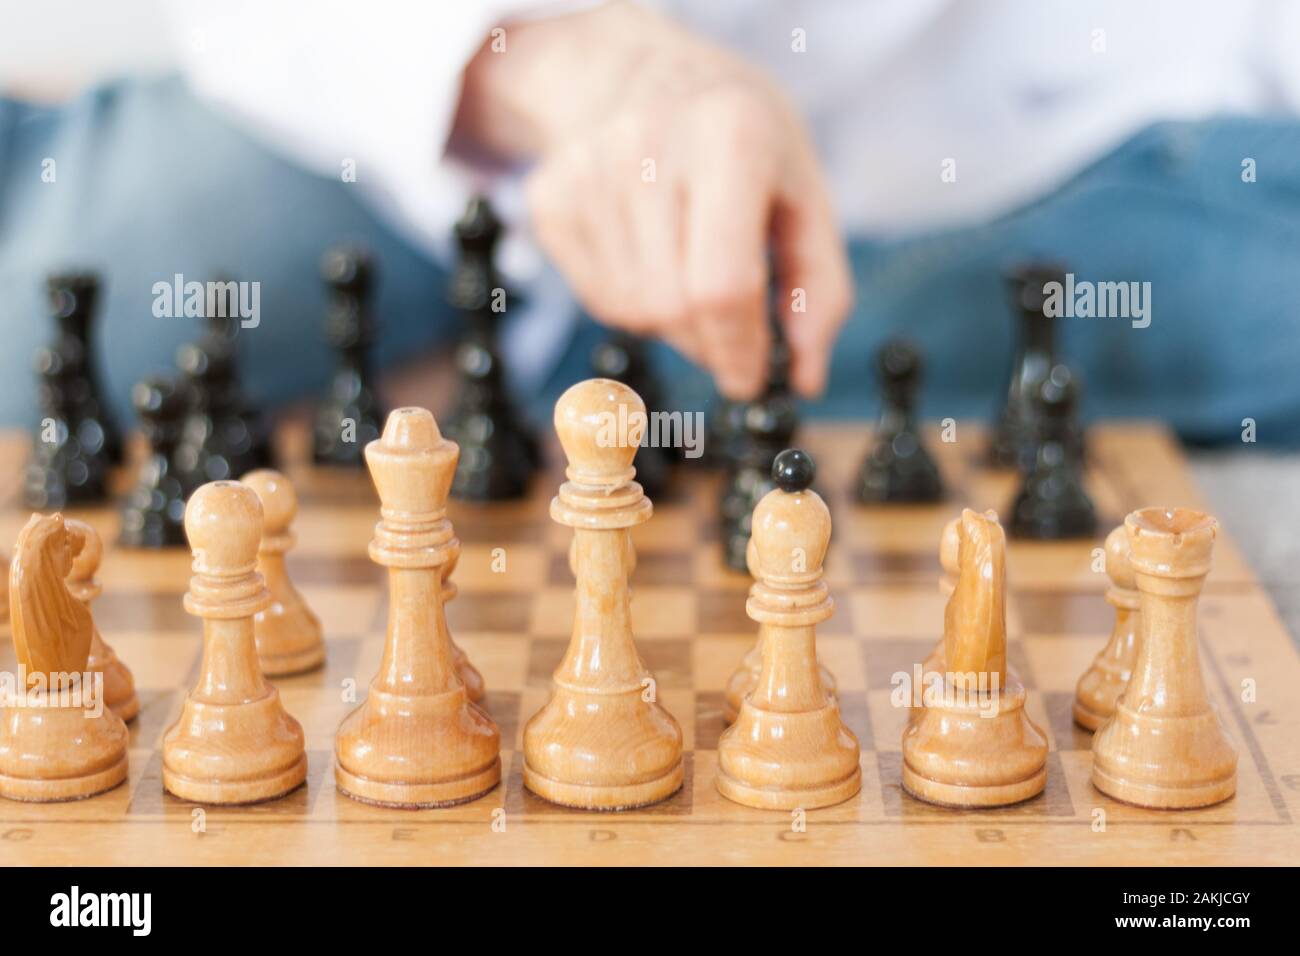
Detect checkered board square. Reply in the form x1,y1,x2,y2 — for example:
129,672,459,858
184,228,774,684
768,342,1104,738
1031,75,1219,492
0,422,1296,865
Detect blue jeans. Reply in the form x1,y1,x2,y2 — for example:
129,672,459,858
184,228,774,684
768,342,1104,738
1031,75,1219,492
3,76,1298,445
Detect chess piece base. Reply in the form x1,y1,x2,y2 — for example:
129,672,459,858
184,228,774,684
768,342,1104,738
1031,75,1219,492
163,688,307,805
0,700,129,803
334,687,501,809
259,643,326,678
1091,707,1237,809
89,640,140,723
100,665,140,722
1091,762,1236,809
717,698,861,810
1072,697,1108,732
902,677,1048,808
522,688,684,811
1073,656,1132,732
523,759,683,812
452,640,486,704
0,755,128,803
111,694,140,724
856,455,944,505
717,763,860,811
164,754,307,806
254,589,326,677
902,761,1047,808
1008,489,1097,540
336,757,501,809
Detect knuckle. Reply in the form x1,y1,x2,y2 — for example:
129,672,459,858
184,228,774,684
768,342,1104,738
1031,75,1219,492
694,86,776,148
603,111,663,159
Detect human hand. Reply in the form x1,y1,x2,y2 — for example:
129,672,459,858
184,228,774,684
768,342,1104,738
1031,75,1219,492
455,2,853,399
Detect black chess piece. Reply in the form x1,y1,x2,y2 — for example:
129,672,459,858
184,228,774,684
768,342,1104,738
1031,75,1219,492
592,331,673,497
1007,364,1097,540
197,289,272,469
857,339,943,504
719,319,798,571
772,447,816,492
24,341,112,508
24,273,123,509
990,262,1065,469
443,196,540,500
705,397,745,470
44,273,123,463
173,286,271,486
120,376,190,548
314,248,385,467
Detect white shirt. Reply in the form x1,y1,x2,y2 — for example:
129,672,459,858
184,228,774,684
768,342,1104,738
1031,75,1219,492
170,0,1300,382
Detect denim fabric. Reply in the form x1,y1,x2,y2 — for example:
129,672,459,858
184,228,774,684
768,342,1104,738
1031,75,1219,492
3,77,1297,444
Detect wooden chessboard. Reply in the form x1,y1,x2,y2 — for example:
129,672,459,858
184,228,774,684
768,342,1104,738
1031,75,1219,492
1,419,1297,866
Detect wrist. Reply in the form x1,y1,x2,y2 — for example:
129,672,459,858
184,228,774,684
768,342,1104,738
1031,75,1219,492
453,2,677,160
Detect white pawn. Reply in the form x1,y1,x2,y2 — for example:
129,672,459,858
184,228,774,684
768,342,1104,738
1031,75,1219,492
717,449,860,810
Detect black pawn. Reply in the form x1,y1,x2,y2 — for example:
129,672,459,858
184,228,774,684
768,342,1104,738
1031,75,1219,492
857,339,943,504
719,319,798,571
45,273,123,463
990,262,1065,469
314,248,385,467
24,273,124,509
173,288,270,487
444,196,539,500
1007,364,1097,540
200,295,272,468
24,342,111,508
120,376,190,548
592,331,672,498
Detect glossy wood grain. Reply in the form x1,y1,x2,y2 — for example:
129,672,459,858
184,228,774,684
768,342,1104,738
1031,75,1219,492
523,379,683,810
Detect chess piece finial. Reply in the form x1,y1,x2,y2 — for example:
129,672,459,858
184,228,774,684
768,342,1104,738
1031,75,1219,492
314,246,385,467
163,481,307,804
0,514,128,801
723,450,837,723
120,376,190,548
1073,525,1141,730
335,407,501,807
1008,364,1098,539
523,379,683,810
857,339,944,504
553,378,644,488
1092,508,1237,807
990,261,1064,468
903,508,1048,807
718,448,860,809
242,470,325,676
65,518,139,722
